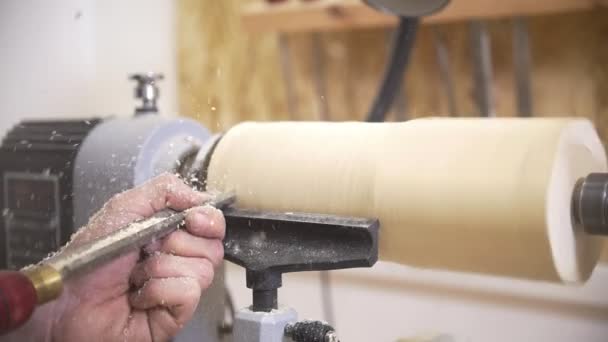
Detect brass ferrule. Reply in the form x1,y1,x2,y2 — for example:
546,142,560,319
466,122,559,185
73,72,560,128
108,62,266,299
22,264,63,304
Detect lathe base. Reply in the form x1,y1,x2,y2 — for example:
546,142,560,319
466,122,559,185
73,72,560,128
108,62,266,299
233,307,297,342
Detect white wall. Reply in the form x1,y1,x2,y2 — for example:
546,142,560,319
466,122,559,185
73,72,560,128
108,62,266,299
2,2,608,342
90,0,177,116
0,0,177,134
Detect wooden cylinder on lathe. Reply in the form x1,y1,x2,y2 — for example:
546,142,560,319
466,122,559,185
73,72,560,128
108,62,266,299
206,118,607,283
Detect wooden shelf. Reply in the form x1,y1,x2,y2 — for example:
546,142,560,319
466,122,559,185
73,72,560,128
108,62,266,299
242,0,607,33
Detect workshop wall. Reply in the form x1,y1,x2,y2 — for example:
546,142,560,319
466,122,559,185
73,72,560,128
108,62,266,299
177,0,608,140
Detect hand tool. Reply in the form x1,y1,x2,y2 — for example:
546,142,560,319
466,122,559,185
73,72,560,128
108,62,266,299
512,17,533,117
470,20,495,117
311,32,330,121
0,191,235,334
264,0,299,120
433,26,458,116
277,34,299,120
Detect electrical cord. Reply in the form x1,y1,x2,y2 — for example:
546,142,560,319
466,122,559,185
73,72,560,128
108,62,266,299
366,17,419,122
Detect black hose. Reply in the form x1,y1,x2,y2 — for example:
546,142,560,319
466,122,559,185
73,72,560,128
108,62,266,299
366,17,419,122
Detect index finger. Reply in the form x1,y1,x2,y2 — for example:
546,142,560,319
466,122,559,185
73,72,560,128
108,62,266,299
185,206,226,239
109,173,208,218
75,174,207,243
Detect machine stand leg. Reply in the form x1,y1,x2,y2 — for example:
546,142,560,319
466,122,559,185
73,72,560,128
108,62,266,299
233,306,297,342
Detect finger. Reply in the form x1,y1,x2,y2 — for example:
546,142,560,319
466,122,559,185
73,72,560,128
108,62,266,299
108,173,208,218
160,230,224,267
73,205,144,244
129,277,200,328
147,308,183,342
142,239,163,256
146,173,209,211
74,174,208,244
185,206,226,239
130,253,215,290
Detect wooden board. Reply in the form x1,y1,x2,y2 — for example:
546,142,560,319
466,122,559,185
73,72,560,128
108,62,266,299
242,0,608,33
178,1,608,136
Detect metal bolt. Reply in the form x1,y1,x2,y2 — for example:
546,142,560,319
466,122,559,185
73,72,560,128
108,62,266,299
129,72,164,115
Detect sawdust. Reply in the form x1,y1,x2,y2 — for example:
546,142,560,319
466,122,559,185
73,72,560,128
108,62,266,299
45,215,168,274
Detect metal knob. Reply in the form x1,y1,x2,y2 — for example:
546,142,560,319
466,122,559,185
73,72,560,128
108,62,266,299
129,73,164,115
572,173,608,236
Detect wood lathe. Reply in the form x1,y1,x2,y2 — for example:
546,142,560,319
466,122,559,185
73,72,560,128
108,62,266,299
0,78,608,342
2,112,608,340
207,118,608,283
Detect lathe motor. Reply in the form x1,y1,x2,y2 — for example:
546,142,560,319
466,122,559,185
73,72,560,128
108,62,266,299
0,94,226,341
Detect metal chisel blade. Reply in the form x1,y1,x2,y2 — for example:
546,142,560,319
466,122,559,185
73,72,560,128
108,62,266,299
45,191,236,278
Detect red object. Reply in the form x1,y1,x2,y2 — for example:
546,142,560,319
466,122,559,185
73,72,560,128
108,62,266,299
0,271,37,335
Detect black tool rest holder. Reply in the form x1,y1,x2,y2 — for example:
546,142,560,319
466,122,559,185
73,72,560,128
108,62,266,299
222,207,379,342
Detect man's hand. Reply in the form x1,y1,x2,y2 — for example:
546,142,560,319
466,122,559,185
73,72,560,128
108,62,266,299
7,173,225,342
